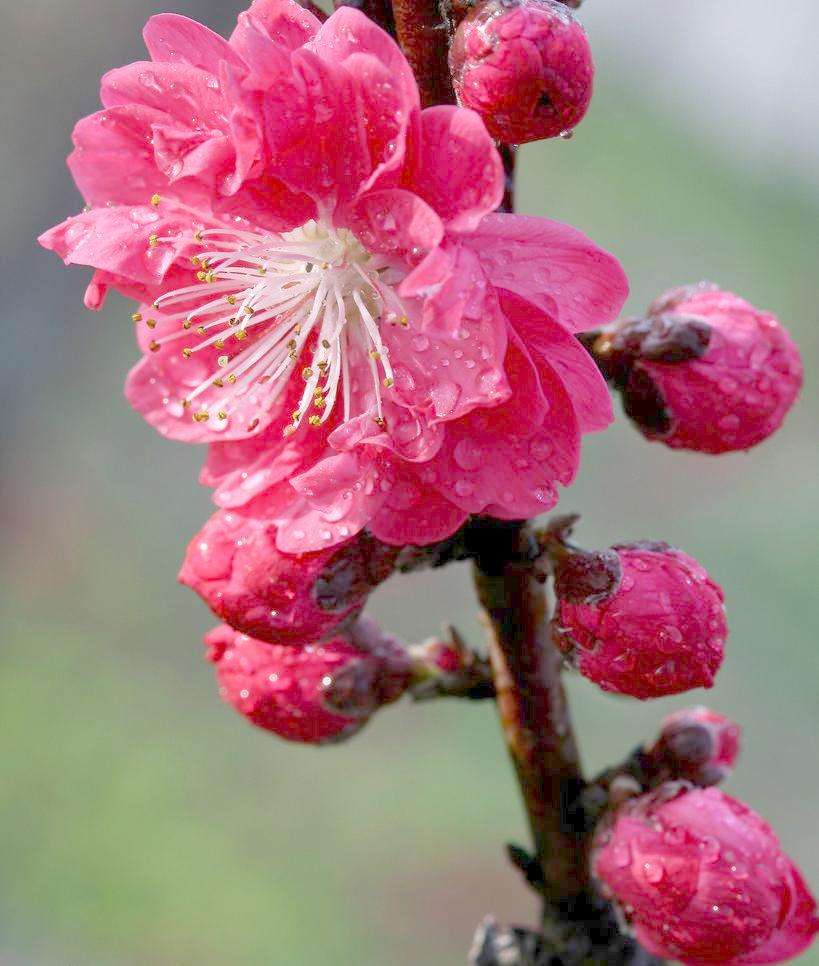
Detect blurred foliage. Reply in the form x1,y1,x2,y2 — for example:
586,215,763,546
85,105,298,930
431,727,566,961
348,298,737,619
1,3,817,963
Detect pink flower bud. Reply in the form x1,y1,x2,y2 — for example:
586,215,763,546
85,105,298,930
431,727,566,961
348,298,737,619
180,503,397,645
607,284,802,453
552,542,726,699
593,785,819,964
205,619,412,744
449,0,593,144
654,706,740,787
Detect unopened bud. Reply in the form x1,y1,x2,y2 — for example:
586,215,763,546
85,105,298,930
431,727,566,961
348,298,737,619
552,541,726,699
204,619,411,744
449,0,593,144
653,706,740,787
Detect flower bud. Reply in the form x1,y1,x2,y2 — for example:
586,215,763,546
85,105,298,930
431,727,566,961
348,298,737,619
204,619,412,743
449,0,593,144
653,706,740,787
592,283,802,453
180,503,397,645
593,784,819,965
552,542,726,699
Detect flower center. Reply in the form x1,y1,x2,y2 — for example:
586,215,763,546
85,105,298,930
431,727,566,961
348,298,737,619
150,220,408,434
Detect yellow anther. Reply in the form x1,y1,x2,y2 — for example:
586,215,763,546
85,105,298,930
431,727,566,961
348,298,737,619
302,367,313,380
148,233,158,248
193,229,204,242
131,312,142,323
193,410,210,423
182,320,193,330
212,377,224,388
282,424,296,437
244,305,255,315
227,295,237,305
291,409,302,421
191,256,201,267
399,315,409,328
214,339,225,349
235,329,247,341
294,324,302,334
149,340,160,353
374,416,387,428
205,272,216,283
227,373,237,384
217,411,228,421
383,377,394,388
313,397,326,410
322,339,331,349
369,349,381,360
182,347,193,359
308,415,321,426
150,194,161,207
228,317,239,327
196,326,206,336
196,271,207,282
248,418,260,432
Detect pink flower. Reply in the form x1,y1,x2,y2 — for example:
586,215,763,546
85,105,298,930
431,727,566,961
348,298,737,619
552,541,726,699
39,0,628,552
593,784,819,964
590,283,802,454
449,0,593,143
180,495,397,643
205,617,412,742
653,706,740,787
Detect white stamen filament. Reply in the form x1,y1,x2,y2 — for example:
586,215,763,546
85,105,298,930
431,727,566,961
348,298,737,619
147,219,407,433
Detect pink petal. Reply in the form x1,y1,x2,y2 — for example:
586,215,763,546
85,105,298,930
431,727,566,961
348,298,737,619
427,339,580,518
409,105,503,233
392,244,509,421
101,61,227,129
278,453,391,552
68,106,170,206
39,205,193,290
349,188,443,258
500,288,613,433
310,9,419,193
124,307,292,443
143,13,247,74
230,0,320,63
369,469,468,546
258,46,370,209
463,212,629,333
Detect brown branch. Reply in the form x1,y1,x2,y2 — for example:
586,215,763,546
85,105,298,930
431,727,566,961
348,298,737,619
392,0,455,107
470,520,588,905
333,0,395,35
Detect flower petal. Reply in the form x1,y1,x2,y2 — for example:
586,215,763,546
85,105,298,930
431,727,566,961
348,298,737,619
68,106,170,207
500,288,613,433
143,13,247,73
348,188,443,259
463,212,628,333
369,469,468,546
428,333,580,517
409,105,503,232
39,205,192,290
230,0,320,63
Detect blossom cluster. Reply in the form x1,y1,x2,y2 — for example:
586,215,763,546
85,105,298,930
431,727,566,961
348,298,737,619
39,0,813,962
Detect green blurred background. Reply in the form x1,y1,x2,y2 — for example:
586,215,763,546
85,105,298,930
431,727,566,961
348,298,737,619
2,0,817,962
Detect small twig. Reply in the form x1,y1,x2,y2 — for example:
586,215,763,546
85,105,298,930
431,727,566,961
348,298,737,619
470,519,588,905
333,0,395,35
391,0,455,107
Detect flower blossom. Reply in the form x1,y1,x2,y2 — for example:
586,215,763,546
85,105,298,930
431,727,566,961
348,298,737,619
40,0,627,552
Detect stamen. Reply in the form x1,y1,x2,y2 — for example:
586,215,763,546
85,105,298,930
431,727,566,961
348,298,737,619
150,220,409,431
